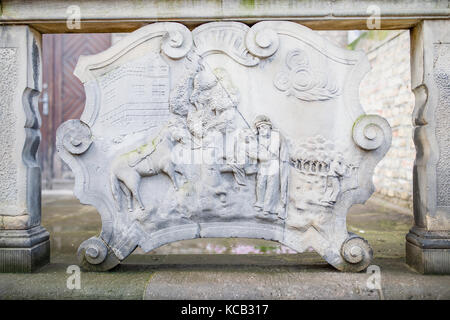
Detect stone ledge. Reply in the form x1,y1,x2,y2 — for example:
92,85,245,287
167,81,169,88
0,255,449,299
1,0,449,32
2,0,449,22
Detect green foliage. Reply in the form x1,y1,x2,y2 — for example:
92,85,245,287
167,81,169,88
347,30,390,50
240,0,255,9
254,245,279,253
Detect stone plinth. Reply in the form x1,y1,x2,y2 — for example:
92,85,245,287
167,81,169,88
0,26,49,272
407,20,450,274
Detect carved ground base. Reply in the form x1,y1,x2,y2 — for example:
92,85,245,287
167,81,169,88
78,226,372,272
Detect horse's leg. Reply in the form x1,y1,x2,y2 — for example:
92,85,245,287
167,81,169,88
126,172,145,211
163,162,179,191
120,181,133,212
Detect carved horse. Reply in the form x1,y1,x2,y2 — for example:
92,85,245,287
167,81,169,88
110,126,183,212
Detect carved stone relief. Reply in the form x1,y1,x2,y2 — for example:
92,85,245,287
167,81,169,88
274,49,340,101
56,21,391,272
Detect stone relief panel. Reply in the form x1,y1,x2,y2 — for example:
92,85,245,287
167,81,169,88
56,21,391,272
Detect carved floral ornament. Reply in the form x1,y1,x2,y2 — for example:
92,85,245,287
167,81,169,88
56,21,391,273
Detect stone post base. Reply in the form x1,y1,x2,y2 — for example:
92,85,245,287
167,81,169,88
0,226,50,272
406,228,450,274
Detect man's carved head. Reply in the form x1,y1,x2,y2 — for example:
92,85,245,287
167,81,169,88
254,115,272,130
254,115,273,138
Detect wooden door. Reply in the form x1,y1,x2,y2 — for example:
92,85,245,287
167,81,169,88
39,34,111,189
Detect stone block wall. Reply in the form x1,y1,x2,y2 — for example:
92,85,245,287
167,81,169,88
319,30,415,210
358,31,415,209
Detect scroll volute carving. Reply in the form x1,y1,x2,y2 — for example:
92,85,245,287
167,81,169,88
352,115,392,151
57,120,92,155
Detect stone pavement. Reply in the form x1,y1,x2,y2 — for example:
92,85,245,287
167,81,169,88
0,193,448,300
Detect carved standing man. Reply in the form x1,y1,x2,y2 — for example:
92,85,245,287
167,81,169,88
322,154,346,205
251,115,289,219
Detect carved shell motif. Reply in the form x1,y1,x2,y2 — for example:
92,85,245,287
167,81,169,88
274,49,340,101
193,22,260,66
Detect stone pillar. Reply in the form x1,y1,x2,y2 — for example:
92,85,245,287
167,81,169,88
407,20,450,274
0,26,49,272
